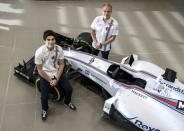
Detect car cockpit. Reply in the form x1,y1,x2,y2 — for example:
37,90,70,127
107,64,146,88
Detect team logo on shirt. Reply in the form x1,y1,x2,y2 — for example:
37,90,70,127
51,56,55,60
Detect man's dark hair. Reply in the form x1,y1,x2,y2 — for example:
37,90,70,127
43,30,56,40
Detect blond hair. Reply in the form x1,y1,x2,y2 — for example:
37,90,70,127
103,3,112,10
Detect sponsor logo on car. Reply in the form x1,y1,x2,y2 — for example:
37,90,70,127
128,117,160,131
131,90,147,99
89,57,95,64
152,85,164,93
159,79,184,95
177,100,184,110
152,85,172,97
91,74,107,85
15,70,30,80
85,70,90,75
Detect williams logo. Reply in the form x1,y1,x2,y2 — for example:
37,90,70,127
177,100,184,110
128,117,160,131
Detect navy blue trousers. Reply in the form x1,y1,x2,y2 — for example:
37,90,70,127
91,47,110,60
40,75,73,111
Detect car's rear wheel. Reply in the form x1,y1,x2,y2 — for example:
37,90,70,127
74,32,93,53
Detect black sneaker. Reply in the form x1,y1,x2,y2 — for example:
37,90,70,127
64,102,77,111
41,110,48,121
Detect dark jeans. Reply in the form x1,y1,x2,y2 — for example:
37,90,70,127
40,75,73,111
91,47,110,60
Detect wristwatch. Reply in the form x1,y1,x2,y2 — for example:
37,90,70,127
52,76,57,81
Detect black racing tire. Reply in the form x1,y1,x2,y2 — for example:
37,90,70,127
35,77,41,92
75,32,93,53
35,77,62,101
77,32,93,45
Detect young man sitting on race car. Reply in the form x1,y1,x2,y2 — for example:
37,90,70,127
35,30,76,121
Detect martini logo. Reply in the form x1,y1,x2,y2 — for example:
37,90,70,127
128,117,160,131
177,100,184,110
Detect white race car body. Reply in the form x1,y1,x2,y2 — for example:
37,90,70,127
64,49,184,131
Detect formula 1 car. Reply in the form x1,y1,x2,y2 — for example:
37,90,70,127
14,32,184,131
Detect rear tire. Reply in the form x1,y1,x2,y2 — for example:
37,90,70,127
75,32,92,53
77,32,93,44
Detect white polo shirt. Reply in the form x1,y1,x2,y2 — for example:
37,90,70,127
91,16,119,51
35,44,64,78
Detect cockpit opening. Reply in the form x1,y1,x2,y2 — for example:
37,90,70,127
107,64,146,88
